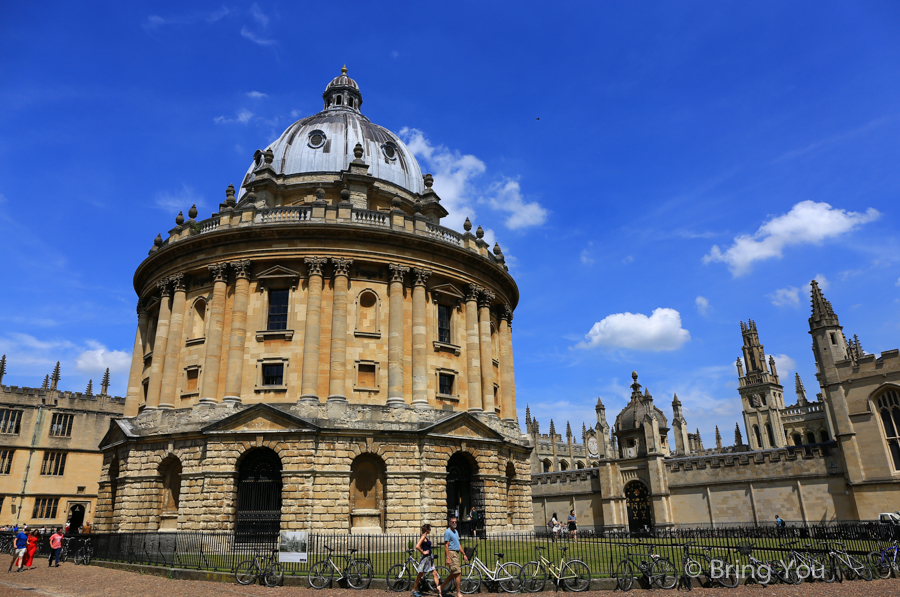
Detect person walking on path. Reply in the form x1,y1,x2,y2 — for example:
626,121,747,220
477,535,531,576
22,530,39,569
412,524,442,597
48,528,63,567
548,513,561,542
8,526,28,572
440,516,468,597
567,510,578,543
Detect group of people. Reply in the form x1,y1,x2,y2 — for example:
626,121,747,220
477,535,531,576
407,515,470,597
547,510,578,542
7,526,66,572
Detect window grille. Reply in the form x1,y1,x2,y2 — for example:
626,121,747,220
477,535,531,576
49,413,73,437
40,451,67,476
267,289,289,331
877,390,900,470
0,410,22,434
32,497,59,519
0,449,12,474
438,305,452,344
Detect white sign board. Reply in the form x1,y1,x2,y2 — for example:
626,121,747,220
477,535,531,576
278,531,308,563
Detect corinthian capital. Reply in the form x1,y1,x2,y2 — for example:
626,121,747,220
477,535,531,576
304,256,327,277
230,260,252,279
412,268,432,287
208,263,228,283
499,304,513,323
331,257,354,277
136,298,147,316
157,278,171,297
465,284,483,302
388,263,410,283
478,289,496,308
169,272,186,292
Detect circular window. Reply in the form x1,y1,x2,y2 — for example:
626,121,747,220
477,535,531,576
359,292,376,309
308,131,326,148
382,143,397,160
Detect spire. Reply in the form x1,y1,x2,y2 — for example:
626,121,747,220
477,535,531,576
0,354,5,385
582,422,587,441
795,373,807,405
549,419,556,437
735,357,744,378
715,426,722,451
85,379,93,396
566,421,572,441
41,375,49,391
672,393,681,405
809,279,839,328
630,371,642,401
101,368,110,396
768,355,778,379
524,404,532,425
696,428,704,450
50,362,61,391
734,423,743,446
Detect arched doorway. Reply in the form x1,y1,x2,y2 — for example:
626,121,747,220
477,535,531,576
158,455,182,530
236,448,282,537
68,504,85,531
624,481,652,533
349,454,386,532
446,452,482,535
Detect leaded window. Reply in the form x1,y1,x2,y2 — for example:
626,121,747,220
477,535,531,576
266,289,289,331
49,413,73,437
32,497,59,519
438,304,452,344
0,449,12,474
0,409,22,434
262,364,284,386
877,390,900,471
40,451,67,476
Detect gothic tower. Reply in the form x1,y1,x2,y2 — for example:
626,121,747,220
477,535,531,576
809,280,849,386
671,394,690,455
737,320,787,449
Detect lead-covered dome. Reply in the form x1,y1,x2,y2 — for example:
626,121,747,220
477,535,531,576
240,67,424,196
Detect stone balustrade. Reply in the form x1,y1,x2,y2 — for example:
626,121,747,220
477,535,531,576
257,206,311,223
783,403,824,417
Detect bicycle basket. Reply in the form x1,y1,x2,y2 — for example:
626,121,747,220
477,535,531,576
463,547,475,560
737,545,753,556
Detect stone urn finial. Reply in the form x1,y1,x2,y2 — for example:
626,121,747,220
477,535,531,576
391,196,402,211
154,233,163,247
175,211,184,225
188,204,198,220
423,173,434,189
353,142,364,160
315,187,325,201
463,217,472,232
340,187,351,204
476,225,484,239
493,242,502,256
263,148,274,164
414,199,422,214
225,184,236,206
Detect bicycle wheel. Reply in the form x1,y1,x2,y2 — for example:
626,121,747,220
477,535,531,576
386,563,411,592
427,565,451,593
837,556,856,581
74,549,84,566
616,559,635,592
264,563,284,588
497,562,523,593
83,549,91,566
459,563,482,594
683,557,703,578
867,552,891,579
308,560,333,589
347,560,373,589
234,559,258,585
651,558,677,590
712,559,738,588
562,560,591,592
519,561,547,593
848,555,873,581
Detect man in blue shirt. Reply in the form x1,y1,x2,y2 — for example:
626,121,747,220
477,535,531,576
440,516,468,597
8,526,28,572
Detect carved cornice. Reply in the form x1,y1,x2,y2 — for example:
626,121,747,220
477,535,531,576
230,259,251,280
331,257,354,278
208,263,228,283
465,284,483,302
479,289,496,308
157,278,171,298
412,268,432,287
304,256,327,277
169,272,186,293
388,263,410,283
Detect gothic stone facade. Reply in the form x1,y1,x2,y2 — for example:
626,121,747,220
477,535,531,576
96,69,533,534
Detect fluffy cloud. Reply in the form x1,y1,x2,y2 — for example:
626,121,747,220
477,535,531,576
486,179,548,229
768,274,829,307
575,308,691,351
213,109,254,124
580,243,594,265
143,7,230,31
695,296,709,316
154,184,203,212
246,91,268,99
771,354,796,377
703,201,880,276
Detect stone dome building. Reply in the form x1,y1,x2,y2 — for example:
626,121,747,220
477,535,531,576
96,68,533,535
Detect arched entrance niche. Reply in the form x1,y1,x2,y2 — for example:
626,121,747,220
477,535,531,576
446,452,482,535
158,455,182,530
349,453,386,533
236,447,282,537
108,457,120,530
68,504,85,531
505,461,516,526
624,481,652,533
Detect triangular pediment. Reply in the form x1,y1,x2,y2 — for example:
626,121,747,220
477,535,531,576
425,412,505,441
430,284,464,302
256,265,301,280
201,403,317,434
98,419,135,450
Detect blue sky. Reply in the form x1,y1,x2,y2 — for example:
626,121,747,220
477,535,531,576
2,2,900,446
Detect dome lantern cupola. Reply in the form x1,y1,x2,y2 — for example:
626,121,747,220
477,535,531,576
323,65,363,112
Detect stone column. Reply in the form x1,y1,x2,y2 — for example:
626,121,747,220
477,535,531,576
479,289,496,416
159,273,187,409
499,305,514,422
387,264,409,406
327,257,353,403
126,300,149,412
199,263,228,404
145,279,172,409
299,256,326,403
465,284,483,412
223,260,251,403
411,268,432,407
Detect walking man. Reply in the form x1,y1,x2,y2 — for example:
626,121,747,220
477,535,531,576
7,526,28,572
48,528,63,567
440,516,469,597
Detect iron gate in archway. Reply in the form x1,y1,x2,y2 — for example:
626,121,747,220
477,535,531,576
235,448,282,537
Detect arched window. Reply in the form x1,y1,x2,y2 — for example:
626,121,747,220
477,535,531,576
753,425,762,449
806,432,816,445
766,423,776,448
559,460,569,471
349,454,387,532
505,461,516,526
792,433,802,446
190,299,206,339
820,429,830,443
542,459,552,473
355,290,379,336
158,455,182,530
236,448,283,536
575,461,584,469
876,390,900,470
491,322,498,360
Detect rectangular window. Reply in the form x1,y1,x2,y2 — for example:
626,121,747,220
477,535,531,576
0,449,12,474
32,497,59,519
49,413,74,437
0,410,22,434
438,305,452,344
262,364,284,386
186,369,199,393
358,363,376,388
439,373,454,396
40,452,67,476
267,289,289,331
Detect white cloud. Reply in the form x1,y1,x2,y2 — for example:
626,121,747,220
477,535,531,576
241,26,275,46
771,354,796,377
143,7,230,30
249,3,269,26
703,201,880,276
154,184,203,212
769,274,829,307
575,308,691,351
213,109,254,124
580,242,594,265
695,296,709,316
246,91,268,99
622,255,634,264
75,342,132,376
486,178,547,229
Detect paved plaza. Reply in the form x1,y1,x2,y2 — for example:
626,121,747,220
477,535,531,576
2,564,900,597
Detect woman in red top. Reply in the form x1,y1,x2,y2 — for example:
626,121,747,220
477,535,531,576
23,530,39,568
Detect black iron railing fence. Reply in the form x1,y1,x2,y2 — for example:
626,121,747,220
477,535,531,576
3,522,898,578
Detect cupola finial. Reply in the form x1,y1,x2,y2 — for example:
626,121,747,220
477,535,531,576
342,64,347,75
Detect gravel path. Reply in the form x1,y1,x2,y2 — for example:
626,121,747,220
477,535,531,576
0,563,898,597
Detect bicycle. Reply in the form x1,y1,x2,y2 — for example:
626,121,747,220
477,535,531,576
234,549,284,587
867,540,899,579
519,545,592,592
74,537,93,565
680,541,738,588
615,543,677,591
734,544,773,586
782,541,834,583
458,545,522,594
60,536,76,563
308,545,373,590
819,541,873,582
0,536,14,556
386,548,451,593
